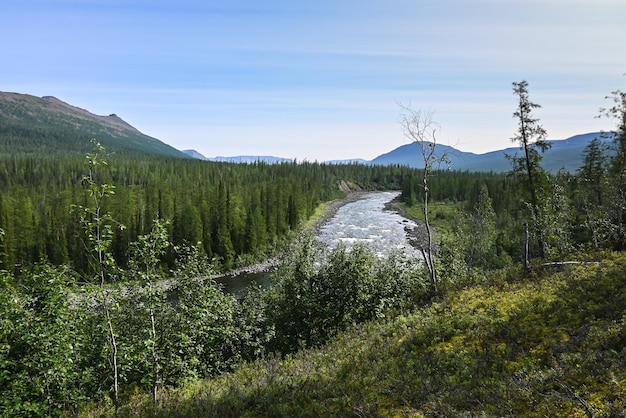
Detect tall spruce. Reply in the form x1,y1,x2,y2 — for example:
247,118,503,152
598,88,626,249
507,80,551,265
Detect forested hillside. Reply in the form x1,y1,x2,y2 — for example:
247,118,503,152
0,92,187,158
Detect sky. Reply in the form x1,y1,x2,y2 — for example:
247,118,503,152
2,0,625,161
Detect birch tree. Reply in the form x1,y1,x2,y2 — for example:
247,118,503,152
72,140,125,412
399,105,448,291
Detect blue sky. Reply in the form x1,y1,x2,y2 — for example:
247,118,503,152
2,0,625,161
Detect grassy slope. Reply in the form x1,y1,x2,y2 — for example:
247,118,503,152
87,252,626,417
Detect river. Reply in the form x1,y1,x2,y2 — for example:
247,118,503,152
317,191,421,258
216,191,421,293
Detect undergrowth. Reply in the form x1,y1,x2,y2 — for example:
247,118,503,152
83,252,626,417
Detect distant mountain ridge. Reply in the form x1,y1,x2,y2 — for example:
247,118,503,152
1,91,612,172
0,91,188,158
184,149,368,165
190,132,613,173
182,150,292,164
369,132,614,173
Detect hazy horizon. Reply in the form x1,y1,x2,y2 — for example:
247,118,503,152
3,0,625,160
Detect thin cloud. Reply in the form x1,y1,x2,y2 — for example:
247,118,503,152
1,0,625,160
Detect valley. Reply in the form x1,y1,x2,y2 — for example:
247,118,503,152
0,87,625,417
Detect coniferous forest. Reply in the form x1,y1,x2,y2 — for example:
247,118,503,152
1,84,625,417
0,150,409,274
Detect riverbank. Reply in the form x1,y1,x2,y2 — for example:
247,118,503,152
383,194,437,253
214,191,370,280
310,191,369,235
383,194,418,222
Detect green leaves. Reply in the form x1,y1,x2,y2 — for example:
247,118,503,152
129,219,169,282
267,233,428,354
100,253,626,417
0,264,94,417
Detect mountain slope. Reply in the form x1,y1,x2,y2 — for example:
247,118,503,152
0,92,188,158
182,149,209,160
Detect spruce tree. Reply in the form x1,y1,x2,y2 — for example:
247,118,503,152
599,88,626,249
507,80,551,264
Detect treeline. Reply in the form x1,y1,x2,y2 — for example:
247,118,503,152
400,148,625,269
0,149,410,275
400,87,626,270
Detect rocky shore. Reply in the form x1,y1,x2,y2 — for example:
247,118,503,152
383,194,435,253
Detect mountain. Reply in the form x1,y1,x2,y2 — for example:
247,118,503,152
370,132,614,173
371,142,465,169
182,149,209,160
183,150,293,164
0,92,188,158
208,155,293,164
187,132,612,173
4,91,610,171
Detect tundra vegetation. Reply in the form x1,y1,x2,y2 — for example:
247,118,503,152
1,82,625,417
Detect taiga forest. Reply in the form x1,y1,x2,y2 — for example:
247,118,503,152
1,82,625,417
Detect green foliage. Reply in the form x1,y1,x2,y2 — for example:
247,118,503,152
126,219,171,404
574,137,614,248
72,140,126,281
0,151,410,275
599,89,626,249
232,285,275,362
168,275,239,378
0,264,98,417
0,237,272,415
266,232,429,354
100,253,626,418
536,173,574,258
440,185,507,282
128,219,169,281
507,80,553,262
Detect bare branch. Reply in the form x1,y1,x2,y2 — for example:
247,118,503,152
398,103,450,292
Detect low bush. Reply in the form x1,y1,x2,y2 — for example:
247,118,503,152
92,252,626,417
